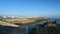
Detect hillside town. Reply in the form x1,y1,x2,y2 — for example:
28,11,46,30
0,16,48,26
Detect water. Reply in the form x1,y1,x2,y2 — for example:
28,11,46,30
27,21,47,30
27,18,60,31
48,18,60,24
28,18,60,34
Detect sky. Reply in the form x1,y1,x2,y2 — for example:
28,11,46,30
0,0,60,17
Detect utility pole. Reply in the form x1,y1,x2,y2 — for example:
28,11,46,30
26,27,28,34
